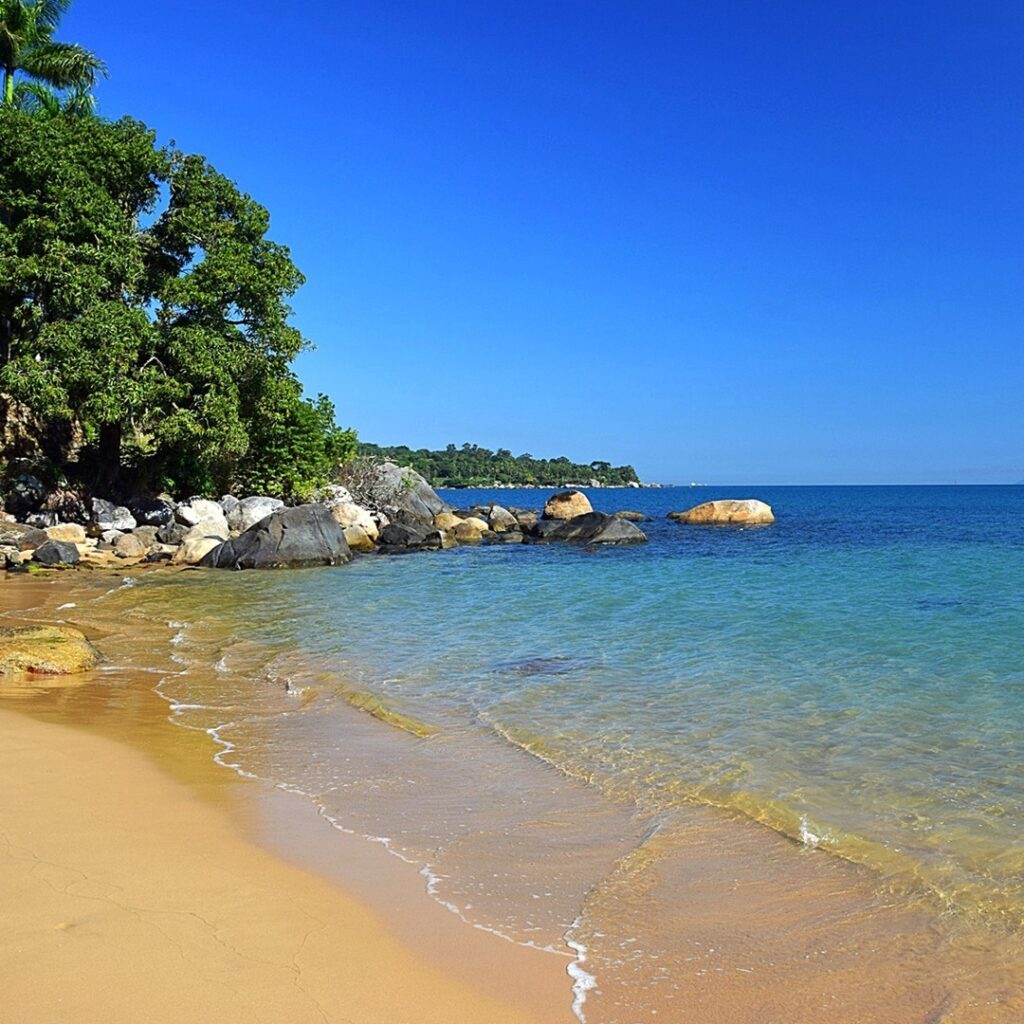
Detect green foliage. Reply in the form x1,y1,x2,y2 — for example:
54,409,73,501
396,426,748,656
356,442,639,488
0,109,354,501
1,0,106,109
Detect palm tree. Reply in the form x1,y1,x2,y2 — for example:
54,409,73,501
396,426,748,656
0,0,106,109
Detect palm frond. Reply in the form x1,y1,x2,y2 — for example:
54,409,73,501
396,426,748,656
11,77,60,113
19,39,106,88
33,0,72,32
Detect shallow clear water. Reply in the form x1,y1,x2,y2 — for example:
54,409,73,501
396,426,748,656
49,485,1024,1020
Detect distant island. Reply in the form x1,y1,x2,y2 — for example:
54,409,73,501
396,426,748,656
357,443,641,488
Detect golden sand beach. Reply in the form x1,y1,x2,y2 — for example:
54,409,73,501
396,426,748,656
0,576,568,1024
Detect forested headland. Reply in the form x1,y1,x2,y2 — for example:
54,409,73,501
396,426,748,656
357,443,640,488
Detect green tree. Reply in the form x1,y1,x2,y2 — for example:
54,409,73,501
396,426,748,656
0,0,106,110
0,109,354,500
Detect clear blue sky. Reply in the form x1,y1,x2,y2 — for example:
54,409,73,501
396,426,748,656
67,2,1022,483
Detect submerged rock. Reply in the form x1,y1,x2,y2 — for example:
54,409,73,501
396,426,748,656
201,504,352,569
668,499,775,525
543,490,593,520
0,625,97,676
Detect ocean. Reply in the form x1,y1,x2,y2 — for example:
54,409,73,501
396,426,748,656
46,485,1024,1021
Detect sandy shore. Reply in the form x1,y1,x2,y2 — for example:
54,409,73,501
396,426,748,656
0,574,571,1024
0,705,572,1024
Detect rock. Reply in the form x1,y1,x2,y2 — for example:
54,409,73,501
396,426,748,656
317,483,354,507
171,530,224,565
40,487,87,524
188,499,228,529
514,510,538,529
328,501,379,542
144,546,176,563
174,503,201,527
127,496,175,527
528,518,569,542
343,525,376,553
156,521,188,545
1,546,24,569
220,494,240,514
433,511,462,531
32,539,80,565
484,530,524,544
615,510,648,522
226,495,284,533
175,503,229,544
99,529,124,548
552,511,647,545
114,533,147,559
25,511,58,529
452,517,489,543
0,522,47,551
543,490,593,521
668,499,775,525
45,523,87,544
349,462,448,523
0,625,97,676
4,474,46,519
90,498,136,533
132,525,160,547
377,522,445,552
201,504,353,570
487,505,518,532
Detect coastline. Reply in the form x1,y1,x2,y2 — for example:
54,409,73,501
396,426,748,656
0,576,572,1024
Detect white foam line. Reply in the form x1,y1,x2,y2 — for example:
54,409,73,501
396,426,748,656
564,922,598,1023
57,602,76,610
146,621,581,1017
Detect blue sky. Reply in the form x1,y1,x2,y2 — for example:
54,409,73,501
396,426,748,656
67,2,1022,483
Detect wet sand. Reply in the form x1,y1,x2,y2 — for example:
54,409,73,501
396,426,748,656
0,576,570,1024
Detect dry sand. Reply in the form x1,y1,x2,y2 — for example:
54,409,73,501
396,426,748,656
0,707,573,1024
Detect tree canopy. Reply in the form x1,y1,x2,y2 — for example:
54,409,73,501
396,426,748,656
0,109,355,500
357,442,639,488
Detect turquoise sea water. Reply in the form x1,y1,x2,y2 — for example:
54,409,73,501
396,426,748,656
66,485,1024,1018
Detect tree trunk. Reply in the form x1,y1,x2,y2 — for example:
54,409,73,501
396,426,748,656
97,422,123,494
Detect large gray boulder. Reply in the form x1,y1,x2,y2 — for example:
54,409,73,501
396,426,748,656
90,498,136,533
201,504,352,570
354,463,448,523
227,495,284,533
0,522,48,550
33,539,80,565
126,496,175,527
377,521,446,552
533,511,647,546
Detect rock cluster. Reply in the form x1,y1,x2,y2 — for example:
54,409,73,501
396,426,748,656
0,467,651,573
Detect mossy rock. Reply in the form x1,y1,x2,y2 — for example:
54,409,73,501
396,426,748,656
0,625,98,676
